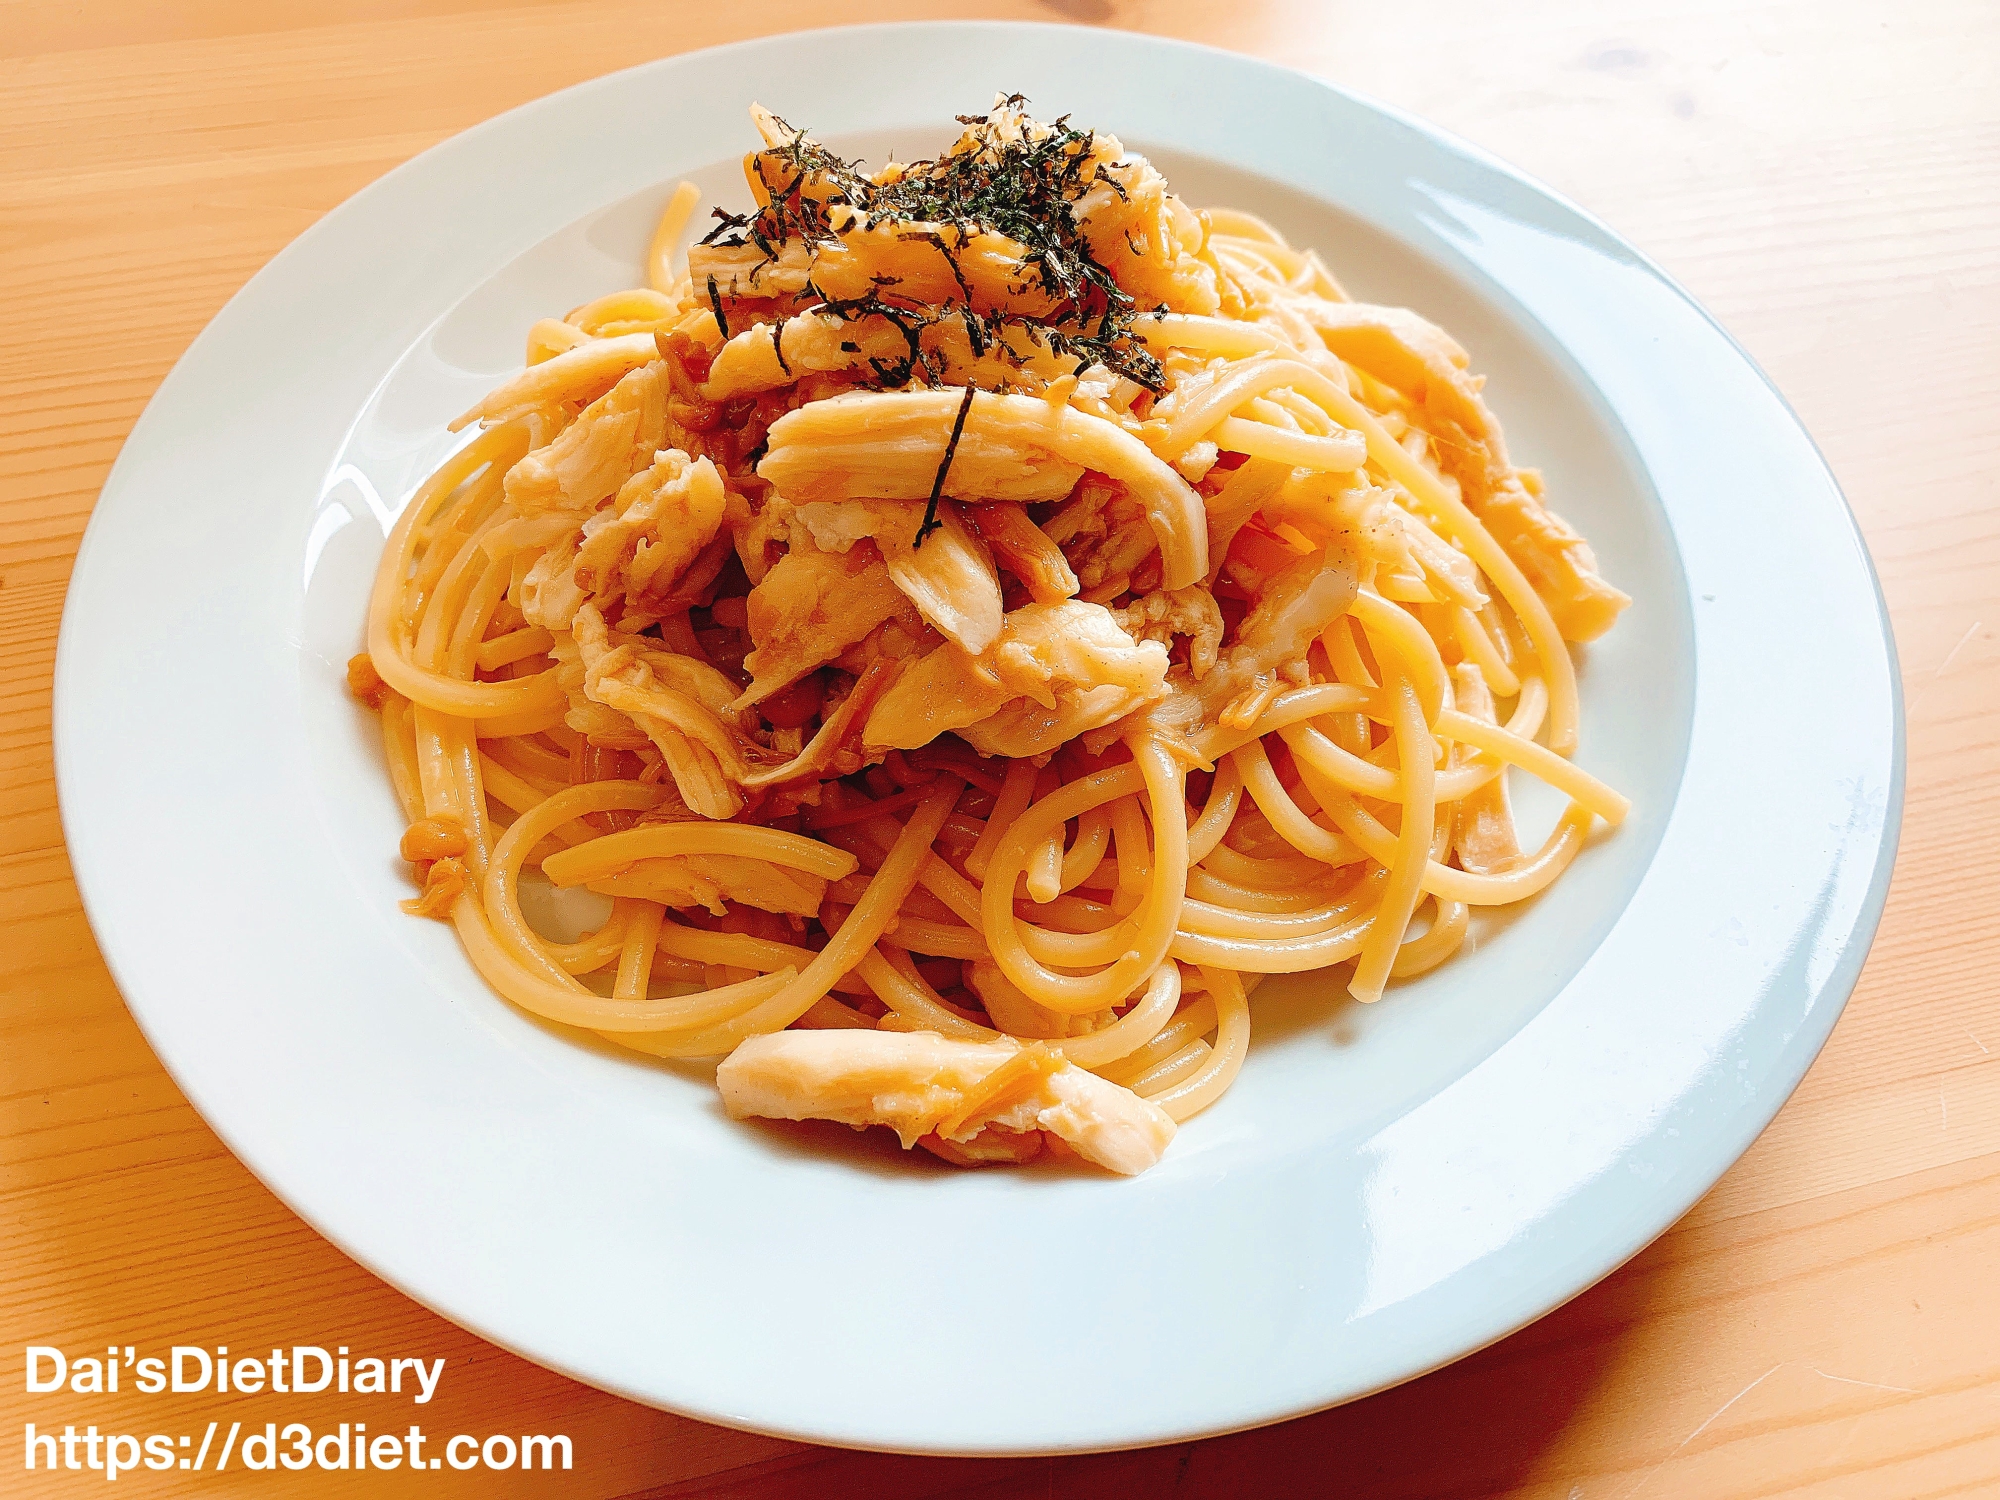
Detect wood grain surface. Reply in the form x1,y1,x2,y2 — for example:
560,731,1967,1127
4,2,1996,1495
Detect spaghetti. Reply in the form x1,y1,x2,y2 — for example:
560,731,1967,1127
351,98,1631,1175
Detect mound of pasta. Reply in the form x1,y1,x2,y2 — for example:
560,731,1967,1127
351,97,1631,1176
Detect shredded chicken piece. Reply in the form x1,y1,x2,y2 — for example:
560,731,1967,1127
1303,301,1629,640
757,389,1208,588
570,603,755,818
863,600,1169,758
1173,440,1219,483
820,222,1051,310
400,857,467,919
519,529,589,634
736,540,912,708
1265,471,1485,610
968,501,1078,603
759,389,1081,505
1196,459,1290,586
1075,149,1221,317
502,362,667,514
1111,585,1226,679
1197,547,1359,723
716,1030,1176,1175
571,448,727,608
1043,475,1158,592
581,854,826,918
730,492,794,585
793,498,1003,655
704,310,893,399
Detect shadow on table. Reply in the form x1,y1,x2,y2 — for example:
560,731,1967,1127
617,1251,1659,1500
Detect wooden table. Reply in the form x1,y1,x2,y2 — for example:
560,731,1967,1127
5,2,1995,1494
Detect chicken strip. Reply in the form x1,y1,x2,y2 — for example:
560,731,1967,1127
863,600,1169,759
571,448,727,607
1303,301,1628,640
502,362,668,515
1111,585,1226,679
757,389,1209,588
716,1029,1176,1175
793,498,1004,655
581,853,826,919
1043,475,1160,594
736,540,912,708
1198,547,1359,724
966,501,1078,603
570,603,756,818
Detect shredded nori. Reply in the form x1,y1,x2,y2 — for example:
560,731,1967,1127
915,383,979,548
705,274,730,341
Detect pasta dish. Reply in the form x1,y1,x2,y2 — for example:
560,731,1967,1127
350,98,1631,1175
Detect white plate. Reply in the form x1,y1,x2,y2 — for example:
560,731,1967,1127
55,22,1902,1454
